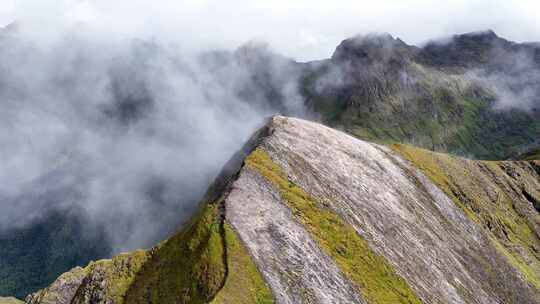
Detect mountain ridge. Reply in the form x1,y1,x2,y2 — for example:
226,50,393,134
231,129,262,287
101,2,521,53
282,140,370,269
26,116,540,304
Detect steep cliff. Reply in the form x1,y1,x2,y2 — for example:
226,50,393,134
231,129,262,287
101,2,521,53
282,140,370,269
27,116,540,303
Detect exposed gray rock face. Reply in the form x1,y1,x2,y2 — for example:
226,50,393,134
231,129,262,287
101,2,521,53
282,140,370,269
226,167,364,304
230,116,538,304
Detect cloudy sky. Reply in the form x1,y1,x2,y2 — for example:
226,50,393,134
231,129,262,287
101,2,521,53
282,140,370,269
1,0,539,60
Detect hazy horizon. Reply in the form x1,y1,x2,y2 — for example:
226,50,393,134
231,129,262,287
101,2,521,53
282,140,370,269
1,0,540,61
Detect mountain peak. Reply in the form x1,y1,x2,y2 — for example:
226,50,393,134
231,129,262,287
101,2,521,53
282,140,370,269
459,29,499,39
331,32,415,64
417,29,512,68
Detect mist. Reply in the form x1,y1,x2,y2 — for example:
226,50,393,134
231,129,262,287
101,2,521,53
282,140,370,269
0,26,306,252
467,45,540,111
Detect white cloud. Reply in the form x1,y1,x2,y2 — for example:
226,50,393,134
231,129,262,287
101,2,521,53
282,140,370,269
4,0,540,60
0,0,16,26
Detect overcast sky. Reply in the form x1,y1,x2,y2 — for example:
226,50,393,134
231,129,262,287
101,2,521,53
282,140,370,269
1,0,539,61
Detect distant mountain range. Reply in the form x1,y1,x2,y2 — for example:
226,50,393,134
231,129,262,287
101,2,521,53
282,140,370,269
205,29,540,159
299,30,539,160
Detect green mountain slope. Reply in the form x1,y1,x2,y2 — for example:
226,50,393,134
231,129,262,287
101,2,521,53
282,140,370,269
300,31,540,160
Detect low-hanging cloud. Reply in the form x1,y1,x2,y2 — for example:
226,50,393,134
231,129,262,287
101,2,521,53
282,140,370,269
466,46,540,111
0,28,306,252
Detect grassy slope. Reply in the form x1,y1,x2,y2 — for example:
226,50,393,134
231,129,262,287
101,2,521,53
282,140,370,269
393,144,540,290
125,203,227,304
246,148,421,304
123,200,273,304
30,201,273,304
210,225,274,304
